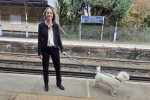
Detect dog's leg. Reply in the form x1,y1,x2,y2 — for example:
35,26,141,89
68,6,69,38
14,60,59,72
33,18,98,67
110,88,115,97
92,80,99,87
92,81,96,87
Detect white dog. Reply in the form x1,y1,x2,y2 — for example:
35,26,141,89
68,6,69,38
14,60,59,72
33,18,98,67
92,66,130,96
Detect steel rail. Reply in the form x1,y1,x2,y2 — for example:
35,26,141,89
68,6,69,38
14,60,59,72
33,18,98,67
0,52,150,64
0,59,150,73
0,67,150,82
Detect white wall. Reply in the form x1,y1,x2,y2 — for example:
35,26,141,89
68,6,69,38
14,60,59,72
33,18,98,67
47,0,60,24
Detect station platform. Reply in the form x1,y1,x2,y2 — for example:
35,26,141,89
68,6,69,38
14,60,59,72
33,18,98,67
0,73,150,100
0,36,150,49
0,37,150,100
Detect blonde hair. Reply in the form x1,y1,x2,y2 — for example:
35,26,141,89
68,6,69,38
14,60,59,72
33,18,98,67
43,7,56,24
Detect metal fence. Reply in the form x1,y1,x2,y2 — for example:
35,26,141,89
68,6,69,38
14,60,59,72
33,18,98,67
1,23,150,42
59,25,150,42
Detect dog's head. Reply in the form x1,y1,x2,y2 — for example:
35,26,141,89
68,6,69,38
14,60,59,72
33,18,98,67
117,72,130,82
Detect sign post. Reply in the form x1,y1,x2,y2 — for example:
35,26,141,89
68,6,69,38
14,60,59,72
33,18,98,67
101,23,104,41
79,22,82,40
25,3,28,37
80,16,104,40
113,21,117,42
0,11,2,36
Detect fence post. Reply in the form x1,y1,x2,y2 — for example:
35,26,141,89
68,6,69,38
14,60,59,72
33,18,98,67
113,21,118,42
0,11,2,36
25,3,28,37
79,22,82,40
101,24,104,41
133,25,136,40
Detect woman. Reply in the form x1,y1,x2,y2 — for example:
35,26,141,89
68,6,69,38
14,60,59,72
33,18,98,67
38,7,66,92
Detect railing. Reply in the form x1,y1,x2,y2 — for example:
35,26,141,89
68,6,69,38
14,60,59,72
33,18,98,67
0,24,38,36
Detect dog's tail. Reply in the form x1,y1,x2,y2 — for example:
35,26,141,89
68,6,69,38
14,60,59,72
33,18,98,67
96,66,101,73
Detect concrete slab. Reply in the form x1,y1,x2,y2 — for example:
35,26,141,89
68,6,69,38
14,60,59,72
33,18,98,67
0,73,41,93
0,73,150,100
59,77,88,98
88,80,150,100
30,77,88,98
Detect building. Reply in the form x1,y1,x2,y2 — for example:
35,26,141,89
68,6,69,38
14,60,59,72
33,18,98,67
0,0,60,37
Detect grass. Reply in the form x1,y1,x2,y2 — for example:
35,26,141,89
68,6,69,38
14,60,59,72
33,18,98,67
119,39,150,43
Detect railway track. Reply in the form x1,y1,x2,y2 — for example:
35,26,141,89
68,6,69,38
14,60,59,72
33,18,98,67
0,67,150,82
1,52,150,64
0,53,150,82
0,59,150,73
0,58,150,76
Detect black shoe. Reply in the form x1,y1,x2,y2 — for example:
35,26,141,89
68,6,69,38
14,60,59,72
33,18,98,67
44,86,49,92
57,85,65,90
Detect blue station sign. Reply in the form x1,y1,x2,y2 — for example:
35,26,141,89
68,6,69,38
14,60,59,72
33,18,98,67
81,16,104,24
42,17,45,23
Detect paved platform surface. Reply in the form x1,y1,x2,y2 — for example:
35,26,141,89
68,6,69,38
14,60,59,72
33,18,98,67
0,73,150,100
0,37,150,49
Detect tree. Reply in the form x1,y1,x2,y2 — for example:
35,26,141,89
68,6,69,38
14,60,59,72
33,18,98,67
113,0,133,20
143,15,150,27
119,0,150,27
130,0,150,27
90,0,133,21
58,0,133,25
69,0,133,24
57,0,72,25
57,0,81,25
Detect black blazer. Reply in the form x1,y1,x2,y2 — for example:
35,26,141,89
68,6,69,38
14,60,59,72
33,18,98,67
38,22,64,56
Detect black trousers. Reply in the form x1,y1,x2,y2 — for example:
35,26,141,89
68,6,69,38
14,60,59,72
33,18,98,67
42,47,61,86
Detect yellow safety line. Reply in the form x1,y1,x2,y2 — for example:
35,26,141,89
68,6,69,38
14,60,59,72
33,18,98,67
63,41,150,47
0,37,150,48
0,37,37,40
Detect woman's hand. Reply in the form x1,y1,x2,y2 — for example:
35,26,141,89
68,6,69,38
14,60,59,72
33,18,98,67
38,55,43,59
62,52,66,56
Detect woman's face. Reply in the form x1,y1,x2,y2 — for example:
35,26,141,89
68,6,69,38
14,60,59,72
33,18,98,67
45,9,53,20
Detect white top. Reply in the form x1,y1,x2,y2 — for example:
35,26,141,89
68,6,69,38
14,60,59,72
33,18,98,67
45,21,55,47
48,28,54,46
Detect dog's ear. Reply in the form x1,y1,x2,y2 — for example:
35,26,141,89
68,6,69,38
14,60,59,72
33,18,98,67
123,75,126,78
